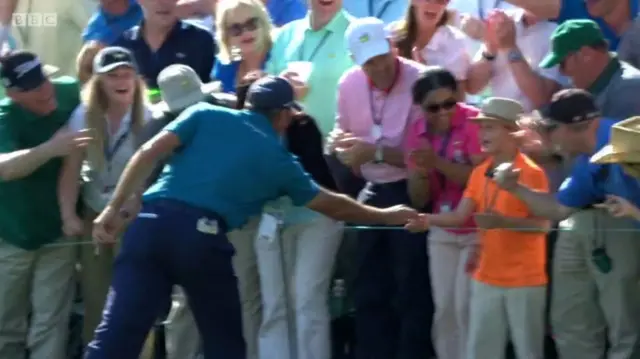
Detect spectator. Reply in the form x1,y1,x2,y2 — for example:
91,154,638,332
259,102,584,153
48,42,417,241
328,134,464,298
83,0,144,45
404,67,484,359
237,74,341,359
501,89,640,359
407,97,550,359
503,0,637,50
114,0,216,88
328,17,433,359
0,33,17,98
57,46,152,349
539,19,640,119
76,41,107,85
85,74,419,359
11,0,94,75
267,0,354,135
342,0,408,24
262,0,308,27
614,15,640,69
390,0,470,94
0,51,89,359
466,9,565,112
213,0,274,93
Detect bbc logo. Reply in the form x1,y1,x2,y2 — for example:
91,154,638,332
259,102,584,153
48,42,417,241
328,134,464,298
12,13,57,27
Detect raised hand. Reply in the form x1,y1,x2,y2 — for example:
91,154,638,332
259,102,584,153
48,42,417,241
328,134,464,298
44,128,93,157
460,13,485,41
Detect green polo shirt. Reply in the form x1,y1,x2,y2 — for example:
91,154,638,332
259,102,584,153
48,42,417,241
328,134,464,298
0,76,80,250
266,10,355,136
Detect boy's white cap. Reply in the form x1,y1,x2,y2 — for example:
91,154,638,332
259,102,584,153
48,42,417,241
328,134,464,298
345,17,391,66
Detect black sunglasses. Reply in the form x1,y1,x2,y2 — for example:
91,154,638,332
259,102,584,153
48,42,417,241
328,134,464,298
227,17,260,37
422,98,457,113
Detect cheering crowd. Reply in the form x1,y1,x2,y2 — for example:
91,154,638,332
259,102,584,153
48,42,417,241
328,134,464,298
2,0,640,358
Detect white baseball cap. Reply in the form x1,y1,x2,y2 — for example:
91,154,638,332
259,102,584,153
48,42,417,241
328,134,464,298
345,17,391,66
156,64,220,113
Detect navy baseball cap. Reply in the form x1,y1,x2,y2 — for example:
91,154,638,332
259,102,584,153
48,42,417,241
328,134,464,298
542,89,600,126
0,51,58,91
246,76,302,112
93,46,137,74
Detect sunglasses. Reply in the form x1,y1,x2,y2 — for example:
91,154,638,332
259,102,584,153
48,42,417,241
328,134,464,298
227,17,260,37
422,98,457,113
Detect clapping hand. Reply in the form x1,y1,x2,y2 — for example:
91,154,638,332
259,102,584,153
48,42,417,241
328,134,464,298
44,128,93,157
335,137,375,168
491,10,517,50
460,13,485,41
595,195,640,220
325,128,352,154
409,143,437,175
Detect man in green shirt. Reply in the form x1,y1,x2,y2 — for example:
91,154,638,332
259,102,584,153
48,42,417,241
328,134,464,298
0,51,91,359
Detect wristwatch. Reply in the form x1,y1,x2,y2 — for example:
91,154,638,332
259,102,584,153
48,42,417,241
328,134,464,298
373,144,384,164
507,48,524,63
481,51,496,61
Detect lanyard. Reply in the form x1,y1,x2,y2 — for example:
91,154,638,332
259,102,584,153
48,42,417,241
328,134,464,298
478,0,503,20
482,171,501,212
433,130,453,191
369,88,390,126
369,0,392,19
103,123,131,172
298,31,332,62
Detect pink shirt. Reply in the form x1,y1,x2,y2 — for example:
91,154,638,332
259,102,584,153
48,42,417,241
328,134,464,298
336,57,425,184
405,103,482,234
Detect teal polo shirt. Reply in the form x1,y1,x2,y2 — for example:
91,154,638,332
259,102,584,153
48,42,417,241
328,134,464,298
266,10,355,136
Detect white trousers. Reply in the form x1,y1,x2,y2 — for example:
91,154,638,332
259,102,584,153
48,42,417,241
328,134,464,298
255,215,343,359
467,280,546,359
0,238,76,359
428,227,476,359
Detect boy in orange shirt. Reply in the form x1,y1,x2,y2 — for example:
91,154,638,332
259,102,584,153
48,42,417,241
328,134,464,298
407,97,550,359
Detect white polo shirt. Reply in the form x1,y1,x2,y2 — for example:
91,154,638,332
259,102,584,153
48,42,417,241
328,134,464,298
420,25,471,81
474,10,567,111
68,103,153,212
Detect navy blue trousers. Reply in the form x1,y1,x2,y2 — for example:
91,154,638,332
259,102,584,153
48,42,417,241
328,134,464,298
354,180,433,359
84,199,245,359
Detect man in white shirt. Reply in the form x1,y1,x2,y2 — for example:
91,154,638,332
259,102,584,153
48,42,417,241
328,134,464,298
466,9,566,112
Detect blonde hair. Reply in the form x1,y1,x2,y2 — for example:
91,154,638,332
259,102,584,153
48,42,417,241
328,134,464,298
76,41,106,85
215,0,274,64
81,71,147,171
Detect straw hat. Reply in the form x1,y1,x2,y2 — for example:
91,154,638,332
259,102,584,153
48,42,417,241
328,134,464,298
590,116,640,164
470,97,524,126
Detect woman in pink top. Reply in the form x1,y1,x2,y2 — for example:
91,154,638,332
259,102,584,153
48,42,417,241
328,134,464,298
405,67,485,359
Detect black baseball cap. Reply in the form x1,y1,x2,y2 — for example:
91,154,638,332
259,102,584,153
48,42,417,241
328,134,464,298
246,76,302,112
93,46,137,74
542,89,601,126
0,51,58,91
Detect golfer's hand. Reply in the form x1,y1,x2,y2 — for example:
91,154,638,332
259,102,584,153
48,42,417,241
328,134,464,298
493,163,520,192
405,213,430,232
381,205,419,226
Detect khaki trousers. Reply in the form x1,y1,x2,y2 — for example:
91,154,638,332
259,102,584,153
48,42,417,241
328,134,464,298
165,217,262,359
428,227,477,359
0,238,76,359
467,280,546,359
551,209,640,359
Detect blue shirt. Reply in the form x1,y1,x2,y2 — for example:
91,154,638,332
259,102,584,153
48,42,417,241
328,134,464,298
343,0,408,24
114,20,215,88
557,0,639,50
212,53,270,93
82,0,143,45
267,0,308,27
556,118,640,210
144,103,320,229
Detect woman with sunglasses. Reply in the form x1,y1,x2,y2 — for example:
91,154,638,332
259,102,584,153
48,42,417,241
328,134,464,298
57,46,152,347
404,66,485,359
213,0,274,93
391,0,470,96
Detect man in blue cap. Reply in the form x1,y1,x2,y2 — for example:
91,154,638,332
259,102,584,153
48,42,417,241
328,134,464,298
85,75,419,359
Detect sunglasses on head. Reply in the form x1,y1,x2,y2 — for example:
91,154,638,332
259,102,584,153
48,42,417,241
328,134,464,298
422,98,457,113
227,17,260,37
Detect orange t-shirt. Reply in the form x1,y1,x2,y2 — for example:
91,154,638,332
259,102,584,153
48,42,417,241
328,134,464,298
462,152,549,287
